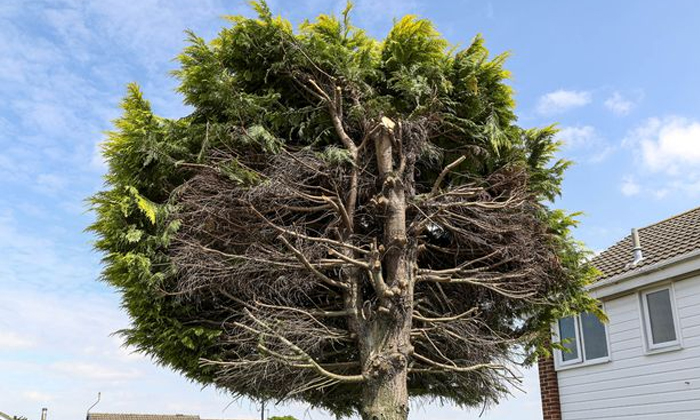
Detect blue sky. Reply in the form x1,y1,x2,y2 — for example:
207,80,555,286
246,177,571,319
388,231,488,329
2,1,700,419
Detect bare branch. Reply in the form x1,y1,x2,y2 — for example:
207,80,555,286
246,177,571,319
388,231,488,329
249,205,369,255
412,352,505,373
412,307,478,323
430,155,466,195
278,235,348,289
245,309,365,383
327,248,369,269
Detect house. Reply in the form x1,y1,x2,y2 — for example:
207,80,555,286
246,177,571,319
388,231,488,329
539,206,700,420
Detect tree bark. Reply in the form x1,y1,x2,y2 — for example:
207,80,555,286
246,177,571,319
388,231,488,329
360,320,410,420
359,120,413,420
362,380,408,420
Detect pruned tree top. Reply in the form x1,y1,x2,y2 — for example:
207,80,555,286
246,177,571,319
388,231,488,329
90,2,599,419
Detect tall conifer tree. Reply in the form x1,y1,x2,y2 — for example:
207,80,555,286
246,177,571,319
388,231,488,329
91,3,598,419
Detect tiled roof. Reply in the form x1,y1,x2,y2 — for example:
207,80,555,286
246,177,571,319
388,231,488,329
591,206,700,281
87,414,254,420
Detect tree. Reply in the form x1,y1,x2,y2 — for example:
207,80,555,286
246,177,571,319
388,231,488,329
90,3,599,420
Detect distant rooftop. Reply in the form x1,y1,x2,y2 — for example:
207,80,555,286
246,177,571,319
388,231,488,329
591,206,700,281
87,414,255,420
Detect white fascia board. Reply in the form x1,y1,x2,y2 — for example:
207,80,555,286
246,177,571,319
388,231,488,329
588,249,700,300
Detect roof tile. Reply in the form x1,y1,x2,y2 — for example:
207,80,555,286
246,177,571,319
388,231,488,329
591,206,700,281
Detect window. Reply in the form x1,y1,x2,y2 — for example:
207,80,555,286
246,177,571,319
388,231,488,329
555,311,609,368
641,286,681,351
580,311,609,360
558,316,581,363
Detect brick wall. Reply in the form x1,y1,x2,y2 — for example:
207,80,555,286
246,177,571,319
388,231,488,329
538,356,562,420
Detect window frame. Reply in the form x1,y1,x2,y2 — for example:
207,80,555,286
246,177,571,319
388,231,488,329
639,284,682,353
556,315,583,367
553,304,611,370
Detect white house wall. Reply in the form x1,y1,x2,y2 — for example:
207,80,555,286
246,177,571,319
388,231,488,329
557,274,700,420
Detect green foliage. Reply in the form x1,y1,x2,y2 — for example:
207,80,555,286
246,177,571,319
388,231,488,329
382,15,448,74
522,126,571,201
90,0,597,416
268,417,298,420
90,84,222,383
317,145,354,166
242,124,283,153
299,4,379,82
522,206,603,362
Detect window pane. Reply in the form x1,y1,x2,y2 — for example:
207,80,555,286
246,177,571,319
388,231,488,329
581,312,608,360
646,289,677,344
558,316,579,361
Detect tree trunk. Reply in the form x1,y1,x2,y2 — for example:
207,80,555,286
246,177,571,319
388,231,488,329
359,120,413,420
361,345,409,420
360,311,412,420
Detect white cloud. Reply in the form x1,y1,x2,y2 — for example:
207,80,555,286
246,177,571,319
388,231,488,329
652,188,669,199
0,212,97,292
0,331,35,350
558,125,597,148
625,116,700,175
557,125,614,163
0,288,249,420
22,390,55,402
84,0,239,72
620,116,700,198
51,361,142,381
620,176,641,196
536,89,591,115
604,92,636,116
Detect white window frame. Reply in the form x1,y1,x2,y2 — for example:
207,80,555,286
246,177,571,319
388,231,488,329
555,315,582,367
639,284,682,353
553,305,611,370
